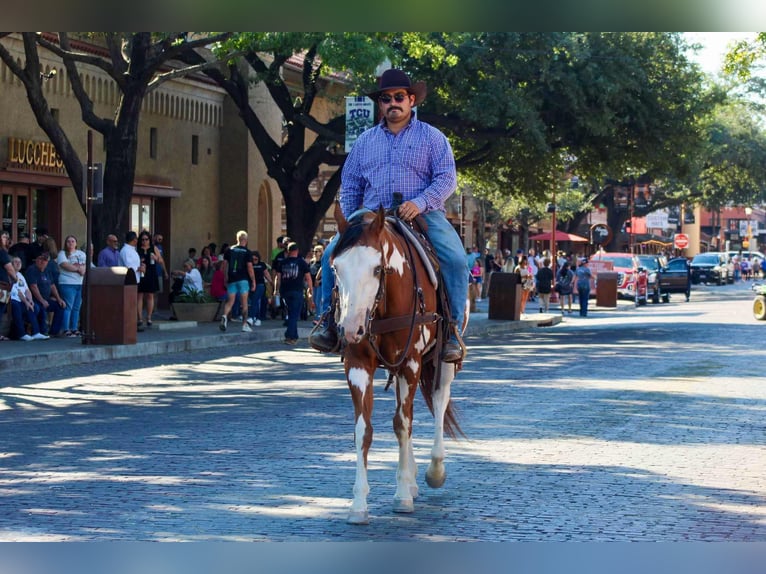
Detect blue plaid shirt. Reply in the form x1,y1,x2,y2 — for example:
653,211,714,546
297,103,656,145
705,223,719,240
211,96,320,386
340,117,457,218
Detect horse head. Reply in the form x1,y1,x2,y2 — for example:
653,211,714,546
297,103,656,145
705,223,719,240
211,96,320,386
332,208,390,345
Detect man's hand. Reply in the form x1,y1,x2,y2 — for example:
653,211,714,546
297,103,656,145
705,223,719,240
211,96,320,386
397,200,421,222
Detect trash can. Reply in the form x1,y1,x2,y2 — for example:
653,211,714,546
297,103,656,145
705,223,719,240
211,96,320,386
88,267,138,345
596,271,618,308
488,272,522,320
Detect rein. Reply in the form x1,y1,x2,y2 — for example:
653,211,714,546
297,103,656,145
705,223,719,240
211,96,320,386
365,218,439,371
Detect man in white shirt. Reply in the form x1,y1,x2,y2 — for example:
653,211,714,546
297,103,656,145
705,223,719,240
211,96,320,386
119,231,144,281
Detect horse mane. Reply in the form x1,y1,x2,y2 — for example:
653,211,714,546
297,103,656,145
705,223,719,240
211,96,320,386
334,209,389,259
333,212,369,259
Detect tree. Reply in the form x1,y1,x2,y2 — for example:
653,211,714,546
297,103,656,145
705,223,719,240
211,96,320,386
177,33,399,254
394,33,716,248
0,32,230,248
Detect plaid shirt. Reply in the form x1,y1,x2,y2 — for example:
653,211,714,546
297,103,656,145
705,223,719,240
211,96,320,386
340,117,457,219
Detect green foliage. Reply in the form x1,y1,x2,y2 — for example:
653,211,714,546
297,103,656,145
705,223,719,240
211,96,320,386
175,288,216,304
695,99,766,209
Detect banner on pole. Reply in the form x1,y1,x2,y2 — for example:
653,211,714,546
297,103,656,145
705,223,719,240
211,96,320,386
345,97,375,153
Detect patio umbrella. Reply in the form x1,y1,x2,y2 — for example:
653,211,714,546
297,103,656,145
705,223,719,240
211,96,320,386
528,230,589,242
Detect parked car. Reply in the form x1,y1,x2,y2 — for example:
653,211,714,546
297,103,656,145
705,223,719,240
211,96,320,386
632,254,664,304
658,257,691,301
690,252,731,285
589,252,636,299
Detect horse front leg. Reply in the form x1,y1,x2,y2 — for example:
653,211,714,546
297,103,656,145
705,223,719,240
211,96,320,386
346,363,375,525
392,366,419,513
426,361,455,489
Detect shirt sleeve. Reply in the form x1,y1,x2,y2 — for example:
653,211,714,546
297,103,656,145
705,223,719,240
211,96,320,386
410,129,457,214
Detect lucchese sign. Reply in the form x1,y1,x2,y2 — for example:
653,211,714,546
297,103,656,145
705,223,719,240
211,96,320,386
7,137,65,173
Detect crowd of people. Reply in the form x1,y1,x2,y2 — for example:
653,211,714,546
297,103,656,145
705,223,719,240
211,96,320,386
466,245,588,318
0,225,331,344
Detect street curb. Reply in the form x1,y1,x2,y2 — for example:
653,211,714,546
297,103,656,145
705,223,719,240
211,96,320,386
4,304,628,373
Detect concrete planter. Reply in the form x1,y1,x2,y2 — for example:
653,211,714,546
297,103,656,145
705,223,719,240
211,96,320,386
171,302,219,322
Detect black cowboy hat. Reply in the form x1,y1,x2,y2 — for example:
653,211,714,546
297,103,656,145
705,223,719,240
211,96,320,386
367,68,427,106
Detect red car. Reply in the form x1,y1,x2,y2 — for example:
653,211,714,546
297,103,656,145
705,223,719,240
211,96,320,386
589,252,636,299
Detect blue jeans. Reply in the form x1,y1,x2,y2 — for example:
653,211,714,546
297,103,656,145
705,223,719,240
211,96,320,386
577,284,590,316
248,283,266,321
11,299,41,338
35,298,66,335
283,290,303,340
59,283,82,331
319,209,468,328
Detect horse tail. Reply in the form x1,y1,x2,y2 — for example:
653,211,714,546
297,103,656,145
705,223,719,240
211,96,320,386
419,360,466,440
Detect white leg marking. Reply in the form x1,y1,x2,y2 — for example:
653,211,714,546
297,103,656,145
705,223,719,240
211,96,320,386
348,367,370,393
393,374,415,513
349,413,371,524
426,362,454,489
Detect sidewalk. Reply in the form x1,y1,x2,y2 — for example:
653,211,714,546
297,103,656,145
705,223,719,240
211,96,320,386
0,297,630,374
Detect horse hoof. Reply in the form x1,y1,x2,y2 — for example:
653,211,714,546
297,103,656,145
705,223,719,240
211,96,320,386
425,468,446,489
393,497,415,514
347,510,369,525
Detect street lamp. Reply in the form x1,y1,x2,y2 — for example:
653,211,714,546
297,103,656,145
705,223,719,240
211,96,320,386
745,207,753,251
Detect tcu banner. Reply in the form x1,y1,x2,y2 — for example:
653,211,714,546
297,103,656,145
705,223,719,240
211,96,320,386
345,97,375,153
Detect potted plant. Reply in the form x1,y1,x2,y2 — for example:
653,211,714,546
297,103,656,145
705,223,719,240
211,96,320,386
171,288,221,322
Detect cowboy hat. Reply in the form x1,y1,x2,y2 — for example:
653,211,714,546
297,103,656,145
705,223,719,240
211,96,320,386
367,69,427,106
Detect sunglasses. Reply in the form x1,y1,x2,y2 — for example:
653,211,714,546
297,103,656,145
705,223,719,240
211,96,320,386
378,93,409,104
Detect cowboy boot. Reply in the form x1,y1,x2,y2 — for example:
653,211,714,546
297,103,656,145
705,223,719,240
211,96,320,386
442,339,464,363
309,318,339,353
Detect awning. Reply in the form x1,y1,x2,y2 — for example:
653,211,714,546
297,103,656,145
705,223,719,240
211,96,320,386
528,230,589,242
133,182,182,198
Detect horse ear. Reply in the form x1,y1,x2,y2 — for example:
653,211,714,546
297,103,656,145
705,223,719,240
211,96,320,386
335,202,348,233
370,207,386,235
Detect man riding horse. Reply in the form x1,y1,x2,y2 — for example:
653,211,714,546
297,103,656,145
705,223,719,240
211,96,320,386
311,68,468,363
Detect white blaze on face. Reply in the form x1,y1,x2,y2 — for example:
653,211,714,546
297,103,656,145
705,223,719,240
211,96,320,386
334,245,382,343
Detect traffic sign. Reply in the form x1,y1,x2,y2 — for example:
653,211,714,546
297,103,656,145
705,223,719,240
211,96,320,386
674,233,689,249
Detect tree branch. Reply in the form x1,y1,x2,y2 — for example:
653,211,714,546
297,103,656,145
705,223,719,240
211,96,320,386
36,33,115,76
57,33,112,133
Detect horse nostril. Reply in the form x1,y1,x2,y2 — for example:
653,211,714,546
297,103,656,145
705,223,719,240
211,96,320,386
356,326,364,337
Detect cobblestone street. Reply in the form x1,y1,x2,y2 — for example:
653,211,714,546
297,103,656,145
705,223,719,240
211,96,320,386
1,285,764,541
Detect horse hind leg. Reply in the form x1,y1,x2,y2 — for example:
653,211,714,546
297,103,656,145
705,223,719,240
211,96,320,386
392,369,418,513
425,362,455,489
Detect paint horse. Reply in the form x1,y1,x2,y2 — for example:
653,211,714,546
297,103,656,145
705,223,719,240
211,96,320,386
331,207,463,524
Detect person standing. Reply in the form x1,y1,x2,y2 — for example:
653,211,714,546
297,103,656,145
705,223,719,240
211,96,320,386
97,234,121,267
9,233,32,269
152,232,169,292
575,257,593,317
56,235,86,337
247,251,271,327
27,227,49,262
275,242,313,345
311,68,468,362
119,231,143,280
514,255,534,318
536,257,554,313
219,230,256,333
556,261,575,314
136,231,164,328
